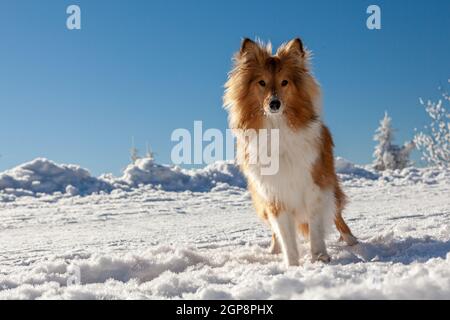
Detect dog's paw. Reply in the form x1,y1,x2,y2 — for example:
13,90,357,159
311,253,331,263
284,259,300,267
339,234,358,246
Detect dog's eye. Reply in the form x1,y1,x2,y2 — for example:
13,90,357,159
258,80,266,87
281,80,288,87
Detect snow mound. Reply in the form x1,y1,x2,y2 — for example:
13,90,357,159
112,158,246,192
377,166,450,186
335,157,450,187
0,158,112,199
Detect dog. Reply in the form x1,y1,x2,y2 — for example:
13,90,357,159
223,38,357,267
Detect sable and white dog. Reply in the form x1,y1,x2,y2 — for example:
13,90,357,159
223,38,357,267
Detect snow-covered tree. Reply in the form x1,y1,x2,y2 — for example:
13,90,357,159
414,84,450,167
373,112,414,171
373,112,393,170
145,142,156,161
130,136,140,164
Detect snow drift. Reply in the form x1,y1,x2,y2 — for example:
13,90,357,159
0,158,247,200
114,158,246,192
0,157,448,201
0,158,112,198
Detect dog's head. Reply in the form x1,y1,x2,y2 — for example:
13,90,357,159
224,38,320,130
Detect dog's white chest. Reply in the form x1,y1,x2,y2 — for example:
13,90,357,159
246,118,323,215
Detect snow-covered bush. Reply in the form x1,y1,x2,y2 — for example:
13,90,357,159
373,112,415,171
414,84,450,167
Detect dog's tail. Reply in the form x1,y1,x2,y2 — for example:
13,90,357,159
334,185,358,246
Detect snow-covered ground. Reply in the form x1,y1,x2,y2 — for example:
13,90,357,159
0,158,449,299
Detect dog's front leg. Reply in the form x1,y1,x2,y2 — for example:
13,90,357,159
309,213,331,263
268,211,299,267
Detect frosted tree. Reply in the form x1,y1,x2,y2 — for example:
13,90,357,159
414,84,450,167
373,112,393,170
130,136,140,164
373,112,414,171
145,142,157,161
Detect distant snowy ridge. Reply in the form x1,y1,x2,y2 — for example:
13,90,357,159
335,157,379,181
0,157,448,201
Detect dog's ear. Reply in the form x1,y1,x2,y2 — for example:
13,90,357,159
278,38,305,58
240,38,259,55
285,38,305,56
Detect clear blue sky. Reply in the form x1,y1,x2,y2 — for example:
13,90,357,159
1,0,449,175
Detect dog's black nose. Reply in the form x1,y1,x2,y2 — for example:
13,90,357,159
269,99,281,112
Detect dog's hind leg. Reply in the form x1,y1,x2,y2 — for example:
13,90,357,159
269,233,281,254
298,223,309,240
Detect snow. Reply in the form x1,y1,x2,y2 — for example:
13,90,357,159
335,157,379,181
0,158,449,299
0,158,247,201
0,158,112,200
1,157,446,201
115,158,246,192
